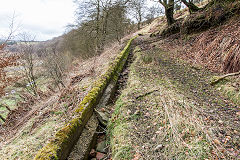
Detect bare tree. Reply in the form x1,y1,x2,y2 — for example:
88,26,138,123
0,13,20,121
181,0,200,13
19,33,38,96
0,12,20,50
42,48,71,90
74,0,107,54
107,3,129,43
158,0,175,26
71,0,132,58
129,0,146,30
145,5,163,24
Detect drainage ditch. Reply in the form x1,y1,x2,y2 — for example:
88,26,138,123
68,45,135,160
33,37,137,160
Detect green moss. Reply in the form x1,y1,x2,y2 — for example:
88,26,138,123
142,55,153,64
107,97,134,160
220,85,240,104
75,36,135,115
34,36,137,160
34,117,83,160
113,146,133,160
1,98,16,108
53,111,63,115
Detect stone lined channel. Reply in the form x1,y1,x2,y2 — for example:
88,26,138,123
34,37,136,160
67,42,136,160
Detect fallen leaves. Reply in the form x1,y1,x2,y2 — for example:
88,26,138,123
224,136,231,144
155,127,164,134
213,139,221,145
132,152,141,160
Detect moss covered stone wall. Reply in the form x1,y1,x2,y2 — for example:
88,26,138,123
34,37,136,160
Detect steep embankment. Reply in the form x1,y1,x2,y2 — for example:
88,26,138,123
34,37,136,160
0,42,125,159
108,35,239,159
151,16,240,105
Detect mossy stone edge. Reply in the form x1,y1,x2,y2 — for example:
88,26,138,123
34,37,137,160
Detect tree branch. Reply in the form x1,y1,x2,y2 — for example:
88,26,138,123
136,89,159,99
210,71,240,85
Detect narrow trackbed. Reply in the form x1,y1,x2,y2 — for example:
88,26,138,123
84,43,136,160
109,35,240,159
138,36,240,158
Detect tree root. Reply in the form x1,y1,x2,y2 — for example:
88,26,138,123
0,104,11,112
210,71,240,85
0,115,5,122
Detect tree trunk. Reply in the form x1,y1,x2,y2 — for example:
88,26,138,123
137,22,141,30
166,5,175,26
138,11,142,30
181,0,200,13
96,0,101,55
101,11,109,52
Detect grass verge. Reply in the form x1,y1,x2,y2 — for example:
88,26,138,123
107,44,235,159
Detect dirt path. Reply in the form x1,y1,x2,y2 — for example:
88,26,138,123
108,36,240,159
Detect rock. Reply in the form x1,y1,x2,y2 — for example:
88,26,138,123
154,144,164,152
89,149,96,158
96,141,107,153
95,109,109,126
100,108,106,112
96,152,106,160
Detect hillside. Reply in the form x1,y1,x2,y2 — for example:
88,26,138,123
0,41,127,159
109,34,239,160
0,0,240,159
108,1,240,159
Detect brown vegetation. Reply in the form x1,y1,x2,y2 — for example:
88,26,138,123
181,17,240,73
0,38,123,159
158,0,240,37
151,0,240,74
0,52,19,96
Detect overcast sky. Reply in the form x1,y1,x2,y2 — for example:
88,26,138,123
0,0,76,41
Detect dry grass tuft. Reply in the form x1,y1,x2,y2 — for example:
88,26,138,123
159,94,222,159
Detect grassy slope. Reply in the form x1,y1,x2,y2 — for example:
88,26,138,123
108,36,239,159
0,42,123,159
